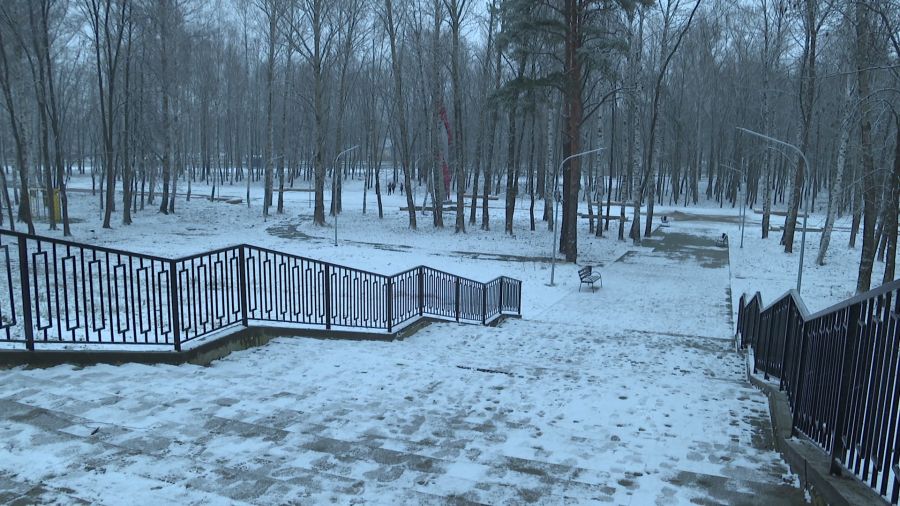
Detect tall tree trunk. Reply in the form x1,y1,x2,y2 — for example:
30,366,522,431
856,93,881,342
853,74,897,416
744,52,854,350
263,2,277,217
816,78,852,265
447,0,466,233
628,10,644,245
481,10,503,231
429,0,444,228
122,10,133,225
856,2,877,293
0,170,13,230
505,58,525,235
278,48,291,214
781,0,817,253
383,0,416,229
471,5,497,228
0,27,34,233
605,91,616,232
313,59,326,224
23,3,56,231
883,119,900,284
559,0,583,262
159,1,172,215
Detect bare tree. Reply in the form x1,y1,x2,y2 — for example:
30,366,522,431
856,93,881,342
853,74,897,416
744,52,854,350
331,0,366,217
83,0,127,226
381,0,416,228
0,7,34,233
781,0,829,253
285,0,339,226
254,0,285,218
855,0,878,292
444,0,467,233
816,75,853,265
757,0,788,239
642,0,702,237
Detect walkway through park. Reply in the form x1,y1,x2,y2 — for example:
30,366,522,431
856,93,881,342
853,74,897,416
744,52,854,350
0,220,806,504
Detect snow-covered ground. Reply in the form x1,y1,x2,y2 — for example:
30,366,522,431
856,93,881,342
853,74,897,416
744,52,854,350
1,173,882,503
9,173,883,317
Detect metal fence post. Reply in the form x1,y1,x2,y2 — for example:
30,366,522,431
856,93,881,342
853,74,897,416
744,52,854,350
789,317,808,437
517,280,522,315
499,278,504,314
829,303,861,476
481,284,487,324
454,277,460,322
238,246,249,326
324,264,332,330
169,260,181,352
17,239,34,351
387,277,394,333
763,309,776,380
778,305,797,391
418,267,425,316
753,306,762,371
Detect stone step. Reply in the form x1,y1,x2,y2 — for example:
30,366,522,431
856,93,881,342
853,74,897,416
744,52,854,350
0,400,454,504
2,398,616,504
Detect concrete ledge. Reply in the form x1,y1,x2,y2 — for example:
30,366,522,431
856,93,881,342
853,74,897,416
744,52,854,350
0,314,519,369
747,372,888,506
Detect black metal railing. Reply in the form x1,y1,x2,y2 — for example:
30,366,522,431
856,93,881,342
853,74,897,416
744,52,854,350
737,282,900,504
0,229,522,352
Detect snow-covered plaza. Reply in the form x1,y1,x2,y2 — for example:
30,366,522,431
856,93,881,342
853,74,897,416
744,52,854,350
0,186,814,504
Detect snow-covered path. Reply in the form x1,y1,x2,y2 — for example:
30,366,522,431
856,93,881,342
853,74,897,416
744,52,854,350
0,222,805,505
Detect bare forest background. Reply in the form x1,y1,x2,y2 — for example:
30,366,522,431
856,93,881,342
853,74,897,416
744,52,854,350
0,0,898,294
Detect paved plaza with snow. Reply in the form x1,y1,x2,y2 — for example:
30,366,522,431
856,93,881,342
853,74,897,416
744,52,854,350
0,219,808,505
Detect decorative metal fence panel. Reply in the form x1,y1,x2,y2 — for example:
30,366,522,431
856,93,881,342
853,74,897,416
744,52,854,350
483,278,502,322
0,232,22,343
244,246,329,328
329,264,390,330
738,282,900,504
421,267,457,319
0,229,522,352
389,267,421,329
500,277,522,315
174,246,244,344
0,230,177,348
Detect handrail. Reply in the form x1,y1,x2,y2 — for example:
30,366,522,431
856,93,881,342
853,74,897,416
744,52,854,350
738,281,900,504
741,278,900,323
0,227,171,263
0,228,509,286
741,288,812,320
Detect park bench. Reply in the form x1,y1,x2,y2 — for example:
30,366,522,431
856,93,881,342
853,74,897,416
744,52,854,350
578,265,603,292
716,234,729,247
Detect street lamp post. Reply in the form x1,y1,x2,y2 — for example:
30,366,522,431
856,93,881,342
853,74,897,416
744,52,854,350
740,158,747,249
719,161,746,249
333,145,359,246
549,147,604,286
737,127,810,293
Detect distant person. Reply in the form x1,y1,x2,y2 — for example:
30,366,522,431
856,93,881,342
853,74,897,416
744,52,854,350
400,182,404,195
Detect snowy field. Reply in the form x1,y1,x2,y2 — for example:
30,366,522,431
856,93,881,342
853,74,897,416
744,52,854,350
0,173,886,504
5,173,883,316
